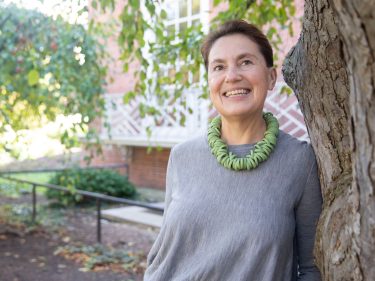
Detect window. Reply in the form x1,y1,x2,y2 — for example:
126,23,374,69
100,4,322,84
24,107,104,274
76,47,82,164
140,0,209,135
164,0,202,38
159,0,208,86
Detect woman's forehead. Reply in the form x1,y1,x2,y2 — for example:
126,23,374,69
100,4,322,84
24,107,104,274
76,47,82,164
208,34,262,63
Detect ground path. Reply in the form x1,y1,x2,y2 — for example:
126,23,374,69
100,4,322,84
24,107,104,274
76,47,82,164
0,194,159,281
0,152,162,280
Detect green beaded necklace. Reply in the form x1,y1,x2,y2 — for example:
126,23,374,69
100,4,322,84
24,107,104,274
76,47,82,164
207,112,279,171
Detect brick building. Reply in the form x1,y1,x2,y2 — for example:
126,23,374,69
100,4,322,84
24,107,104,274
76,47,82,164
85,0,305,190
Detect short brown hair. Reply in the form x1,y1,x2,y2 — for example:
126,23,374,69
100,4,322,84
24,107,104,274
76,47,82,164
201,20,274,69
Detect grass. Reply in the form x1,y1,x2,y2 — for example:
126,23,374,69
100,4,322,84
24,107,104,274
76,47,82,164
10,172,55,184
0,171,165,204
0,172,55,197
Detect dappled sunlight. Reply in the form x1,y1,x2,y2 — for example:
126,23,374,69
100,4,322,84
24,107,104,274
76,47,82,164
1,0,88,25
0,115,83,163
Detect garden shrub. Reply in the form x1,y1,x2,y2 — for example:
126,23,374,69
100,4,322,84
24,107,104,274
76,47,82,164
46,168,136,205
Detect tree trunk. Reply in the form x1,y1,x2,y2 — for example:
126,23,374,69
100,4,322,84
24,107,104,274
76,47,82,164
282,0,374,280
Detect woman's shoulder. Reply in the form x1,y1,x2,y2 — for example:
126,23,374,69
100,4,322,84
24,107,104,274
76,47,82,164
171,134,208,156
168,134,211,166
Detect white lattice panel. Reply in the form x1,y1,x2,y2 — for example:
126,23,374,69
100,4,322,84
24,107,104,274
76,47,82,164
104,93,143,137
102,90,209,144
103,82,308,146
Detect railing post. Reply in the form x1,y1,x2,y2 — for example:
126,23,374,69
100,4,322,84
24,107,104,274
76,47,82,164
96,198,102,243
32,184,37,223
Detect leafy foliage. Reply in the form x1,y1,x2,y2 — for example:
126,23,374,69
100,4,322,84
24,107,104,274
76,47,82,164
55,243,144,273
0,201,68,229
0,3,107,153
46,168,136,205
92,0,296,121
0,203,34,225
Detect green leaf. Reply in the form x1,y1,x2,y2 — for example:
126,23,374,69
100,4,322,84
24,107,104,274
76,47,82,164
123,62,129,72
280,85,293,96
92,0,97,10
123,91,136,104
27,69,40,86
146,126,152,138
180,114,186,126
160,9,167,19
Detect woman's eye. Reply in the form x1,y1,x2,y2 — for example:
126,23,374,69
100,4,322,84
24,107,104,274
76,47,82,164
241,59,253,66
213,65,224,71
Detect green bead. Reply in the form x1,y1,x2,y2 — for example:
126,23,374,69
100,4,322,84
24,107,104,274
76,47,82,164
207,112,279,171
240,158,246,169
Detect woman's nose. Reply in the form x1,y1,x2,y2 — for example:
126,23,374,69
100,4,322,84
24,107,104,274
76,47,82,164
224,66,242,82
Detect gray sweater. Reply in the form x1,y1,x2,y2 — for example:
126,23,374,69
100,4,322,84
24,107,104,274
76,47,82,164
144,131,322,281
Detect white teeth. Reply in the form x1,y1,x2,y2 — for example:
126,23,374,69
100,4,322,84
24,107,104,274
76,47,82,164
225,89,250,97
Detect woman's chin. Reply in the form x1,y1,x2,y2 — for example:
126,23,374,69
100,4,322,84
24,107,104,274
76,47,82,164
220,109,259,121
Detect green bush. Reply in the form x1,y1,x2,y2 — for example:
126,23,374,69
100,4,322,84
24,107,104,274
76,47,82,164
46,169,136,205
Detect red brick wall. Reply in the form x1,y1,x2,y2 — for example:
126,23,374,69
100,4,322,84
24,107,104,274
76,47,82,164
81,145,171,190
81,144,129,176
128,147,171,190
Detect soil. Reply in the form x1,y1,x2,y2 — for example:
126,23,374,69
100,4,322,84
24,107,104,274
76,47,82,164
0,194,159,281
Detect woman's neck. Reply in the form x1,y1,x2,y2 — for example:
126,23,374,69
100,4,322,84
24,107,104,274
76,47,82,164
221,114,266,145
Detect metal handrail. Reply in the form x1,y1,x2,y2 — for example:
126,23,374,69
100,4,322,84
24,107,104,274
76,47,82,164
0,174,164,243
0,163,129,175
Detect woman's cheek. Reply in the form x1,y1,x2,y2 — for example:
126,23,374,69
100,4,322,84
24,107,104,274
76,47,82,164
208,75,221,93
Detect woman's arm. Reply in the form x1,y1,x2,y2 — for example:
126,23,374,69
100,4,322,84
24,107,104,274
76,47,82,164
163,147,176,215
146,147,176,267
295,157,323,280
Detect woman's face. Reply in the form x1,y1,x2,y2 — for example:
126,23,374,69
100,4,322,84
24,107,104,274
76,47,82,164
207,33,276,120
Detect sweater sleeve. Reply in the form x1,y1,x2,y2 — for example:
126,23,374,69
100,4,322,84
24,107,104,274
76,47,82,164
146,148,176,267
163,147,176,215
295,155,323,280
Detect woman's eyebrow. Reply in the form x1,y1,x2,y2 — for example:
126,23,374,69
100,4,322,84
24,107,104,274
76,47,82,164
209,58,225,65
209,53,259,65
237,53,259,60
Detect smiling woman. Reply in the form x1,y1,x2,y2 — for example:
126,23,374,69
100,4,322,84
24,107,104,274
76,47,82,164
207,33,277,145
144,20,323,281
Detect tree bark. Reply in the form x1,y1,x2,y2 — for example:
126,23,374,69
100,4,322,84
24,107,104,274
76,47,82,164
282,0,374,280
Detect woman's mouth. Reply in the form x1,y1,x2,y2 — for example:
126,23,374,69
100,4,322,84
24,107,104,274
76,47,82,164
223,89,251,97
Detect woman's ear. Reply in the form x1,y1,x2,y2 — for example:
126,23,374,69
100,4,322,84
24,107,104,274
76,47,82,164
268,67,277,90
